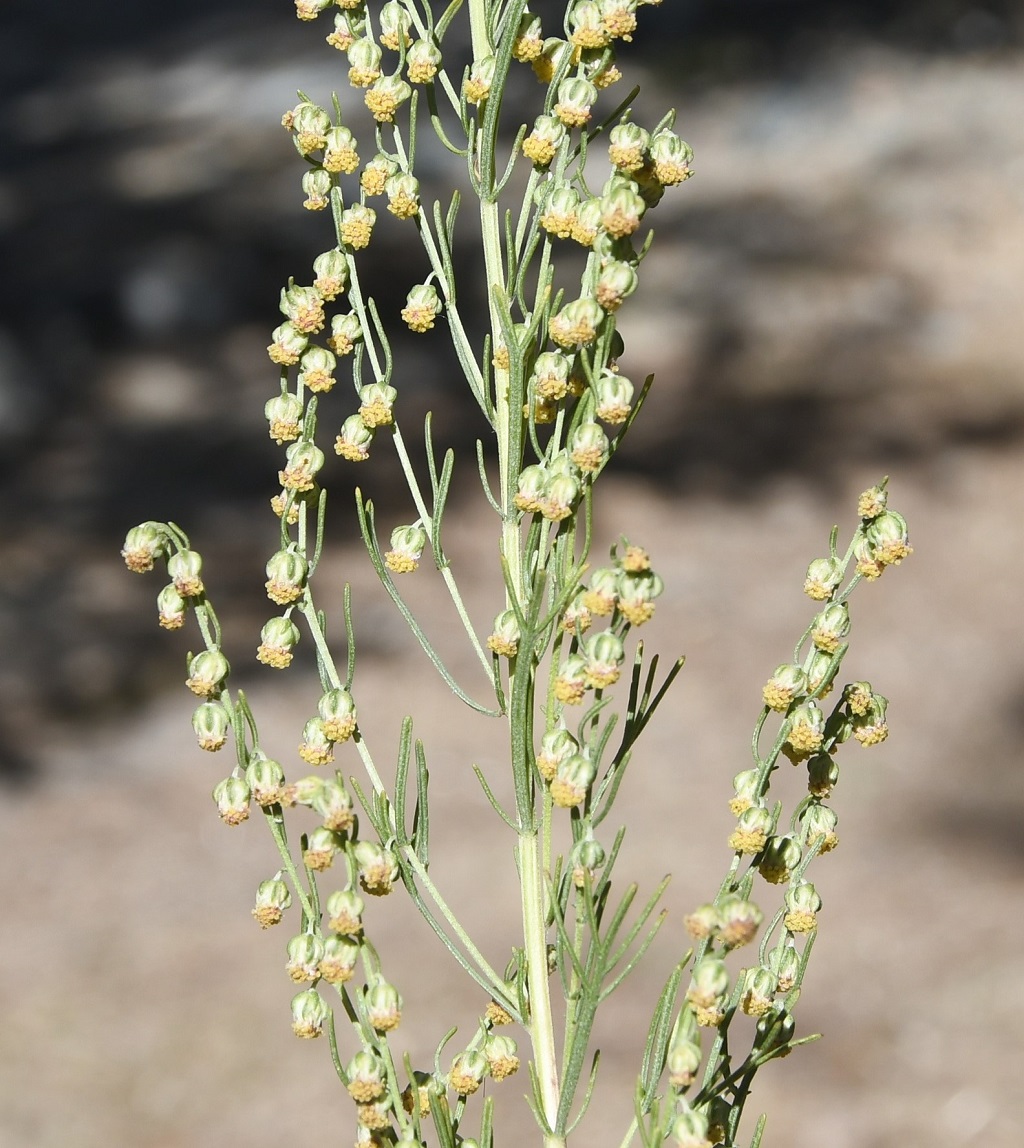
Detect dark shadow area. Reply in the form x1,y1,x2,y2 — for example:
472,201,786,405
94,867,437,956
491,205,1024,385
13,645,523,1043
2,0,1022,776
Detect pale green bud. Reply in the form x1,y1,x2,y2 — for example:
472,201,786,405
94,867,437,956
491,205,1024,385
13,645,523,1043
157,583,188,630
319,934,361,984
303,825,341,871
296,344,337,395
805,648,838,697
801,803,838,854
649,129,694,186
741,966,778,1018
301,167,332,211
549,297,604,348
667,1034,702,1088
310,776,355,832
594,259,638,311
554,77,598,126
318,687,357,742
728,804,772,854
671,1105,711,1148
754,1004,795,1055
186,649,229,697
866,510,911,567
539,183,581,238
286,932,325,982
335,413,374,462
553,652,589,705
536,727,579,781
486,608,521,658
347,38,383,87
583,565,621,614
354,840,400,895
482,1033,520,1080
784,881,821,934
401,282,443,333
327,311,363,355
257,616,300,669
450,1049,489,1094
168,548,204,598
530,351,572,400
803,555,843,600
298,717,333,765
385,523,428,573
252,876,291,928
192,701,229,752
806,752,839,798
290,102,331,155
265,391,303,444
291,988,329,1039
121,521,169,573
312,247,349,300
757,834,801,884
541,472,580,522
465,55,496,104
771,938,800,991
326,10,365,52
245,755,286,807
280,439,324,491
378,1,412,50
717,894,764,949
551,753,596,808
600,181,646,239
762,663,808,712
212,775,250,826
857,483,888,519
513,463,548,513
365,73,412,122
265,548,308,606
522,113,567,166
593,368,634,423
407,38,442,84
325,888,365,935
617,569,664,626
347,1050,387,1103
608,121,650,172
294,0,333,22
785,700,825,758
365,978,403,1031
811,602,851,654
583,630,625,689
570,836,606,887
339,202,376,248
851,692,889,747
569,421,610,474
729,767,760,814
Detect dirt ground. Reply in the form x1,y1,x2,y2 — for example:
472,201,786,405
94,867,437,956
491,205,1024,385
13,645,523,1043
3,445,1023,1148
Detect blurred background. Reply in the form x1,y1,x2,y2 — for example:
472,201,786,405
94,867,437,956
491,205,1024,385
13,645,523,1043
2,1,1023,1145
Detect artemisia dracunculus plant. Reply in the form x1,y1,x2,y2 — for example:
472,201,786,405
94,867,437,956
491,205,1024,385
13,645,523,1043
121,2,912,1145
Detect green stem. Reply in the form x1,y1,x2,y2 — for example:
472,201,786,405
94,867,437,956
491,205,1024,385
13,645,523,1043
520,830,565,1148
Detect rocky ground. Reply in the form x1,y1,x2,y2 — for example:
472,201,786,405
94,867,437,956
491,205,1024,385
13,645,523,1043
2,3,1023,1146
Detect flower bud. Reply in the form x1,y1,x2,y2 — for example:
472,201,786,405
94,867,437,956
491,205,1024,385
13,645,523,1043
298,717,334,766
311,776,355,832
571,196,603,246
728,805,771,854
347,1050,387,1103
539,184,581,239
583,630,625,689
271,487,319,525
523,114,567,167
355,1098,393,1132
683,903,720,940
685,957,729,1023
279,439,324,492
271,321,310,367
602,0,640,42
600,180,645,238
806,752,839,799
291,988,330,1039
513,14,545,61
570,1,610,49
483,1033,519,1080
385,523,428,573
754,1004,795,1056
309,249,347,301
805,649,837,697
594,369,634,423
811,602,850,654
549,297,603,348
513,463,548,514
852,692,888,746
527,352,569,402
853,533,884,580
671,1106,712,1148
486,608,521,658
560,589,593,636
252,876,291,928
784,881,821,934
385,171,420,219
122,522,169,573
339,203,376,249
335,414,374,461
186,649,229,697
857,484,888,520
554,77,598,127
401,283,442,332
354,840,400,895
257,616,300,669
866,510,911,568
168,549,204,598
407,38,442,84
550,753,597,808
757,834,801,884
303,825,341,871
265,391,304,443
535,727,579,781
360,153,398,196
762,663,808,712
290,101,331,153
785,701,825,759
265,549,308,605
301,167,332,211
608,121,649,172
740,966,778,1018
667,1033,702,1089
771,938,800,992
378,1,412,51
582,566,621,615
803,556,843,600
347,38,382,87
365,978,403,1031
594,259,639,311
541,472,580,522
192,700,229,752
728,767,760,815
801,803,838,854
319,934,361,983
280,283,326,334
246,755,286,806
327,10,365,52
157,583,188,630
569,421,609,474
553,652,589,705
326,888,365,935
450,1049,489,1095
365,74,412,122
212,775,250,826
286,931,325,982
354,383,396,429
327,311,363,356
296,345,337,396
649,130,694,186
318,688,357,742
464,55,496,104
717,895,764,949
295,0,333,20
617,570,663,626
